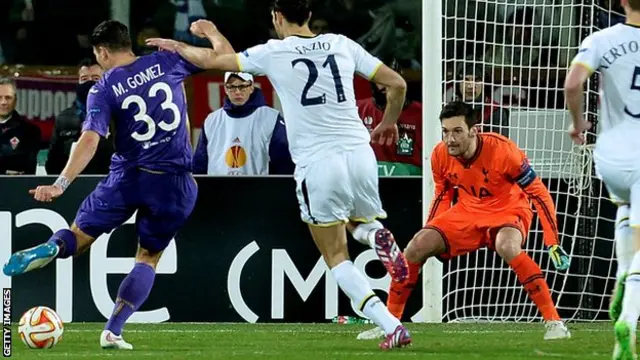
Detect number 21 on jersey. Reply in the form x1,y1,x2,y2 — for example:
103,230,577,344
121,81,181,142
292,55,346,106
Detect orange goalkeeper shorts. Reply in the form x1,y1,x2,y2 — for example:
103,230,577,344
425,206,533,261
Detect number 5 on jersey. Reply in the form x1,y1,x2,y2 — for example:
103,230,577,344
122,81,181,142
626,66,640,118
292,55,346,106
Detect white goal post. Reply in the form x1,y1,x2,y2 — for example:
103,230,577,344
418,0,444,323
421,0,619,323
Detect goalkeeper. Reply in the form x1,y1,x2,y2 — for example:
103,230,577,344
358,101,572,341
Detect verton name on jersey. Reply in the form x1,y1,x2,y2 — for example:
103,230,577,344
111,64,166,97
294,41,331,55
600,40,640,69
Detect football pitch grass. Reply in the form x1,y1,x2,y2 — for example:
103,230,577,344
10,322,621,359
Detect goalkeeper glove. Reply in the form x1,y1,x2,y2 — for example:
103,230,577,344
548,245,570,270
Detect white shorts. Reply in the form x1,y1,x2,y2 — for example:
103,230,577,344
594,122,640,225
294,145,387,226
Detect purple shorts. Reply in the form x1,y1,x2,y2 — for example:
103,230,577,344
75,169,198,253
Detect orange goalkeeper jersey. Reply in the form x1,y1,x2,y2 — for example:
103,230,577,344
427,133,559,247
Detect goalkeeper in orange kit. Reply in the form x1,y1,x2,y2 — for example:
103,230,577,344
357,101,572,341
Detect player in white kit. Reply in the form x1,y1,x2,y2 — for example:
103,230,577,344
147,0,412,350
565,0,640,358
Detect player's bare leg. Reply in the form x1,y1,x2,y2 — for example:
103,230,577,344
347,221,409,283
611,204,632,322
101,245,162,350
309,223,411,349
614,226,639,360
493,227,570,340
613,201,640,360
357,228,445,340
3,223,95,276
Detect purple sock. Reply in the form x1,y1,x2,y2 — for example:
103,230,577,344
105,263,156,336
47,229,77,259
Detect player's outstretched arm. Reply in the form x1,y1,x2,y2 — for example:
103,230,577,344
564,63,593,144
521,176,559,248
29,131,100,203
59,131,100,182
30,83,110,203
148,20,235,71
564,33,599,145
507,150,559,247
371,65,407,127
190,19,235,56
514,166,571,270
505,144,570,269
525,178,571,270
369,66,407,146
145,38,240,72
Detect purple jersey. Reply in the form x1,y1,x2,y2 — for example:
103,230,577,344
83,51,201,173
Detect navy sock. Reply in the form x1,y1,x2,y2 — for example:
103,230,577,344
105,263,156,336
46,229,77,259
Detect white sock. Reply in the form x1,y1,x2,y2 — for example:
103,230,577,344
331,260,401,334
350,221,383,248
615,205,633,280
619,251,640,332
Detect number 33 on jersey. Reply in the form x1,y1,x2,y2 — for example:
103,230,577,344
236,34,383,168
82,51,201,173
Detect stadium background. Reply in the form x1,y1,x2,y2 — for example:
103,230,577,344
0,0,624,325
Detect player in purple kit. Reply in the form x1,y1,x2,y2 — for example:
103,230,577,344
2,20,203,350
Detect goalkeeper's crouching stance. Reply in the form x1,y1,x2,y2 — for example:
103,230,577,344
357,101,572,341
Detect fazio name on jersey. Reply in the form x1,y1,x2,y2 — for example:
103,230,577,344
295,41,331,55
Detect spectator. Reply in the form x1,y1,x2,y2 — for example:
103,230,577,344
454,64,510,137
46,58,114,175
193,72,293,175
324,0,374,40
484,7,557,69
135,20,161,55
8,0,37,64
357,0,421,68
172,0,208,46
0,0,17,64
357,59,422,176
12,0,108,65
599,0,625,28
310,16,330,35
0,77,41,175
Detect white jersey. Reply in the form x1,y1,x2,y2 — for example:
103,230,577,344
571,23,640,134
200,107,280,175
575,23,640,216
237,34,382,167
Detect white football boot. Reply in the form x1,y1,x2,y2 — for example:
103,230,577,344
100,330,133,350
543,320,571,340
356,326,385,340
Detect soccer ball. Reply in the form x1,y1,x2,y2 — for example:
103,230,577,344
18,306,64,349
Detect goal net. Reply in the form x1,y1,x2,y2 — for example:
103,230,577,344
425,0,620,323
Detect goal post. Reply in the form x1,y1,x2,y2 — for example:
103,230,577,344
419,0,444,323
420,0,619,324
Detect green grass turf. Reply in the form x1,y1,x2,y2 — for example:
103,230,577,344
8,322,621,359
